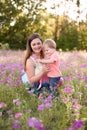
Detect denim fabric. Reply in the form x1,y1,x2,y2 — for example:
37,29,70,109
21,71,59,97
21,72,51,94
38,82,53,94
49,77,61,87
21,72,31,86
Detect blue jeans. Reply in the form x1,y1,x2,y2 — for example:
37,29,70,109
21,72,51,94
38,82,52,94
49,77,61,88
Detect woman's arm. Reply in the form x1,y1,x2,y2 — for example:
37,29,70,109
26,58,49,84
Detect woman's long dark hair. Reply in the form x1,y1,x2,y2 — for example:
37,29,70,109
24,33,43,71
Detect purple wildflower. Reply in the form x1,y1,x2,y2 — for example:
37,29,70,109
12,120,20,129
45,102,52,108
13,99,22,106
0,102,7,108
63,87,73,93
28,117,36,128
35,120,44,130
69,127,75,130
44,95,53,103
15,112,22,118
73,120,83,128
28,117,44,130
38,104,44,111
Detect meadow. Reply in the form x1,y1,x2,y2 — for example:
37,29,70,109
0,50,87,130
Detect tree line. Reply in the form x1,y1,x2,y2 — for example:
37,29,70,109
0,0,87,50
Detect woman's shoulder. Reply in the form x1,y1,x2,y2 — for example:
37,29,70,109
26,58,34,66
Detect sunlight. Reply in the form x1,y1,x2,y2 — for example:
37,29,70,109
45,0,87,21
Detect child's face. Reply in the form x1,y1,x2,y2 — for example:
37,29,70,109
43,45,54,57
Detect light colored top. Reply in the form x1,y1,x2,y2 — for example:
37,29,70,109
21,55,43,86
30,56,43,75
47,51,62,77
21,55,49,86
30,56,49,83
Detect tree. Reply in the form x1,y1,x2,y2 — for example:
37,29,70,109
0,0,47,49
57,17,79,50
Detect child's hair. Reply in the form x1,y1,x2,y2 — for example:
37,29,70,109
43,39,56,49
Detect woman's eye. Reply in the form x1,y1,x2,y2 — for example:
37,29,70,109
37,42,41,45
32,42,41,46
32,44,36,46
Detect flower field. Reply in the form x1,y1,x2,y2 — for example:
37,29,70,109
0,50,87,130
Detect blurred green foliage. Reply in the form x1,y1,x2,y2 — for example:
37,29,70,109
0,0,87,50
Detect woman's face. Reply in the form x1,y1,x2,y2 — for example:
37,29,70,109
31,38,43,54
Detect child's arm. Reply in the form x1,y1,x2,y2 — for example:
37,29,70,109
37,59,55,64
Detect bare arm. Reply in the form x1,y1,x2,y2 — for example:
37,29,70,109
37,59,55,64
26,58,49,84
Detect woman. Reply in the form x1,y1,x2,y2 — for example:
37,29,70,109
22,33,63,96
21,33,50,94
